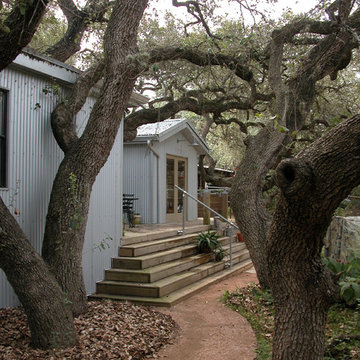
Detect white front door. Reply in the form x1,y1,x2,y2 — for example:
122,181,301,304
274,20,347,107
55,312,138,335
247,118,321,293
166,155,187,222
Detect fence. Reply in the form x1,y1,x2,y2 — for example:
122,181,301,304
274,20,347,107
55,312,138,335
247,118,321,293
198,189,229,219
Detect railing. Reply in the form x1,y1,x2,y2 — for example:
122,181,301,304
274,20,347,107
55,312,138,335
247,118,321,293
175,185,239,268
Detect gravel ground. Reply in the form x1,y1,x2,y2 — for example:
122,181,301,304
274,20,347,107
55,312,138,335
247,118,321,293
0,300,178,360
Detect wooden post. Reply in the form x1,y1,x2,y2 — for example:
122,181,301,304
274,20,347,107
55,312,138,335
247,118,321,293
220,192,228,219
203,190,211,225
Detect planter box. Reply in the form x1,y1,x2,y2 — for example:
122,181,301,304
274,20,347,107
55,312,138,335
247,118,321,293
134,215,141,225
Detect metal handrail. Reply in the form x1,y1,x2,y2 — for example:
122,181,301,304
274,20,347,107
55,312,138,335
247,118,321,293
175,185,239,268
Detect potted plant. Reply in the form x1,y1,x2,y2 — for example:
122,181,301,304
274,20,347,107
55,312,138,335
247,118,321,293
196,231,220,253
133,213,141,225
213,247,227,261
237,232,244,242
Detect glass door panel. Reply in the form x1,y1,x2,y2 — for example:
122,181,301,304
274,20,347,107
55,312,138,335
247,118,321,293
166,156,187,220
166,158,175,214
177,160,186,213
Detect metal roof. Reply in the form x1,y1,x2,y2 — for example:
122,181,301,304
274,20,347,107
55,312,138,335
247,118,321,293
136,119,185,137
10,48,148,107
133,118,209,155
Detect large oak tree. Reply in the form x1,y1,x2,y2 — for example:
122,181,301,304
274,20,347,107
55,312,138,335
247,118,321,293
0,0,148,347
1,0,360,357
121,1,360,358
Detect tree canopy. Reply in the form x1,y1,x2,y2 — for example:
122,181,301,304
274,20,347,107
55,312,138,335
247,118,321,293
1,0,360,358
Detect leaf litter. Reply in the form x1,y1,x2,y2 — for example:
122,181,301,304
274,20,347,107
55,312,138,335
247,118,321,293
0,300,178,360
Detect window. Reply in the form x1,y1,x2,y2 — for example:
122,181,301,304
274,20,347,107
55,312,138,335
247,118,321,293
0,89,7,187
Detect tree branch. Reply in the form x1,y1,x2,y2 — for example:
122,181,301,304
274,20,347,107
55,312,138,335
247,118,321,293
45,0,111,62
51,60,105,152
0,0,49,71
124,92,256,140
148,46,253,82
172,0,221,48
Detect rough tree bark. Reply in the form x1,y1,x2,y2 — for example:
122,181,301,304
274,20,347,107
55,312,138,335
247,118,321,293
44,0,110,62
267,114,360,359
0,198,76,348
42,0,148,316
230,128,286,288
0,0,50,70
230,9,360,288
0,0,81,349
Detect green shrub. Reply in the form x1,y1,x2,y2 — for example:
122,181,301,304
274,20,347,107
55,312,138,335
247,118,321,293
213,247,228,261
323,253,360,306
196,231,220,253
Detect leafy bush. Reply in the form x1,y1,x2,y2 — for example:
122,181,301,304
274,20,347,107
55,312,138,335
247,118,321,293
196,231,220,253
323,253,360,306
213,247,228,261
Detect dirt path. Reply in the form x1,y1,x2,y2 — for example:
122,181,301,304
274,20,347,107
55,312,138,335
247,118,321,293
155,268,258,360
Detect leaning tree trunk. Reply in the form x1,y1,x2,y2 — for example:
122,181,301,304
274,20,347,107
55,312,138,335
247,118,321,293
267,115,360,359
0,198,76,349
230,128,286,288
42,0,148,316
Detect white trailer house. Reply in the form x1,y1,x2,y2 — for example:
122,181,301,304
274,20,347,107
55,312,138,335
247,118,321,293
0,48,147,308
123,119,209,224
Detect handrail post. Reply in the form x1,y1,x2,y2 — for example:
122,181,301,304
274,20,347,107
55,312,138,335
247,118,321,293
203,190,211,225
226,226,233,269
175,185,239,272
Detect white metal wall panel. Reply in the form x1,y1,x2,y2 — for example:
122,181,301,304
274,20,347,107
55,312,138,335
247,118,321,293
0,60,123,307
124,132,199,225
0,66,65,307
123,144,154,224
82,122,123,294
154,132,199,223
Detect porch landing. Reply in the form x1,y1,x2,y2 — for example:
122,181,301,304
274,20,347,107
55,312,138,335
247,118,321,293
90,220,252,307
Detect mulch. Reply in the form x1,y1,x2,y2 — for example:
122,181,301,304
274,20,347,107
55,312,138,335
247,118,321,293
0,300,178,360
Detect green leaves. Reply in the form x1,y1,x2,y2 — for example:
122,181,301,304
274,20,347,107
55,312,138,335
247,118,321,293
274,117,289,134
196,230,220,253
18,0,34,16
323,253,360,306
340,280,360,306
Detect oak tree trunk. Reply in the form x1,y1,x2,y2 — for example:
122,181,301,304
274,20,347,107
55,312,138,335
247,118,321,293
267,115,360,359
230,128,286,288
42,0,148,316
0,198,77,349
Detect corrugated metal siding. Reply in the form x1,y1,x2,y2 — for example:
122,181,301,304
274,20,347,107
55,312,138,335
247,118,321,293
123,144,154,224
82,123,123,294
0,63,123,307
0,66,65,307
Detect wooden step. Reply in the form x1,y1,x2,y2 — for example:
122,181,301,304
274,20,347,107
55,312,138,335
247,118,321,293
121,224,211,246
112,236,234,270
119,233,199,257
105,253,213,283
91,258,253,306
97,248,249,298
106,242,247,283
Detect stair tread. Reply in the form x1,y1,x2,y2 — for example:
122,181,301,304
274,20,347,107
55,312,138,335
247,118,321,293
109,242,246,273
121,225,211,245
107,253,211,275
101,248,249,289
120,233,198,250
115,243,195,261
115,235,238,262
90,259,253,306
